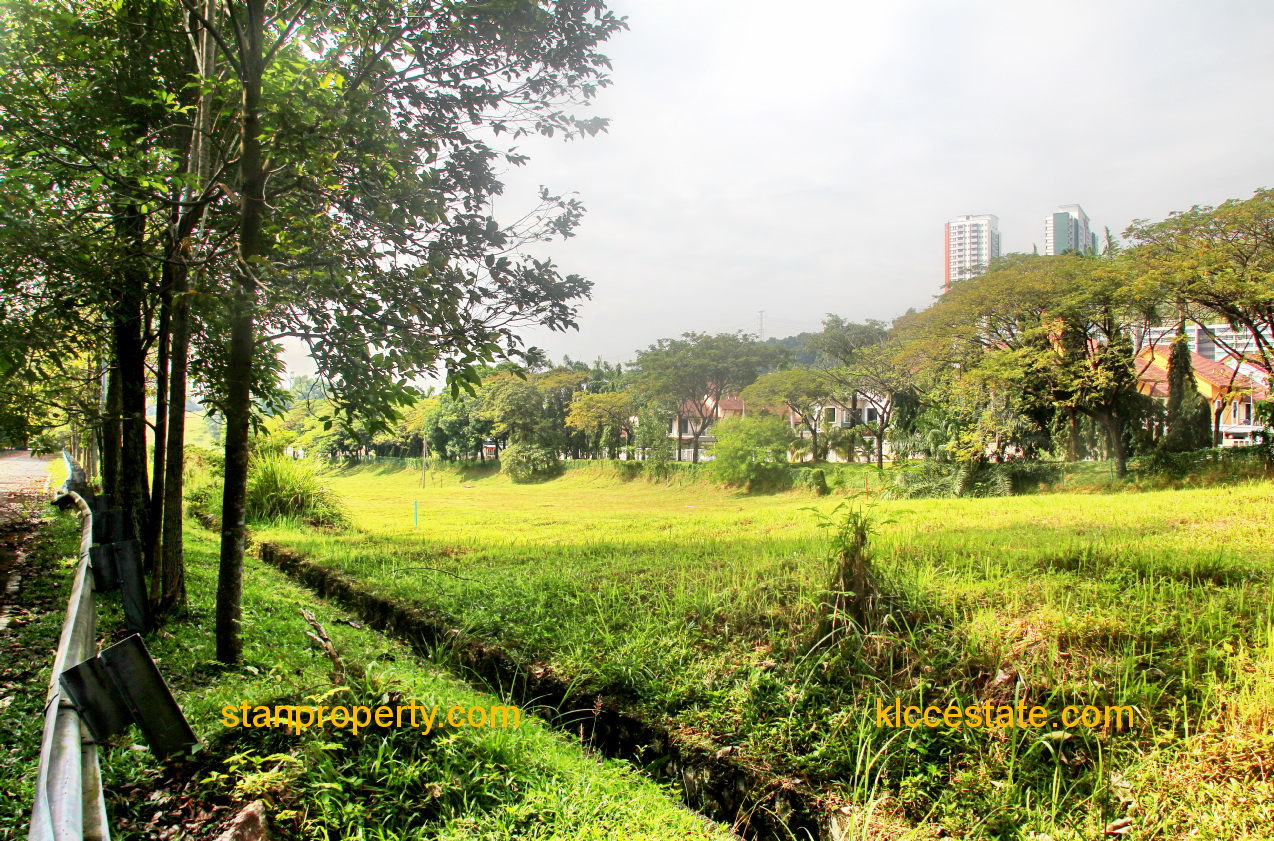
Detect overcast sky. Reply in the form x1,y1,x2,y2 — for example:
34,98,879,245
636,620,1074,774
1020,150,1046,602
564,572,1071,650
285,0,1274,376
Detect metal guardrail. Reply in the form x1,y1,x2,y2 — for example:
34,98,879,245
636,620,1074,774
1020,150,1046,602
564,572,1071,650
29,452,110,840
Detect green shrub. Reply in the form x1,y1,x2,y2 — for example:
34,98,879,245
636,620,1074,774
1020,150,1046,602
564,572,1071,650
794,466,829,496
499,443,562,483
1130,445,1272,486
245,455,349,526
186,448,348,528
884,459,1061,499
614,460,645,481
183,446,226,525
709,415,795,492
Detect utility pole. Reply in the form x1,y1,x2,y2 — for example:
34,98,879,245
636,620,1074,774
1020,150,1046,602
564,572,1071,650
758,310,765,342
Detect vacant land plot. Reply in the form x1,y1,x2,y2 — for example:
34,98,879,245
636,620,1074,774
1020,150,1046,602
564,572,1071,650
255,461,1274,839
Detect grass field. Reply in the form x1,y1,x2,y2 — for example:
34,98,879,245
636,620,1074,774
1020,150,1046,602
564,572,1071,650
9,461,728,841
252,459,1274,839
107,520,732,840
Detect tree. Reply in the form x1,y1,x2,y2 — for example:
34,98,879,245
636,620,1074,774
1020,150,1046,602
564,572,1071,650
0,0,245,622
1127,189,1274,387
565,389,635,458
635,332,785,463
812,317,913,468
533,367,590,457
740,368,832,461
708,414,794,491
481,374,545,447
424,390,492,462
895,254,1159,476
1161,332,1213,452
170,0,624,663
0,0,194,563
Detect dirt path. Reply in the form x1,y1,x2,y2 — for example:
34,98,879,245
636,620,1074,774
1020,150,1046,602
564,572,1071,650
0,450,54,628
0,449,54,524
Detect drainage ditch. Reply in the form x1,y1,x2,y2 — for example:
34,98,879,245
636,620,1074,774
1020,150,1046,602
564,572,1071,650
258,542,829,840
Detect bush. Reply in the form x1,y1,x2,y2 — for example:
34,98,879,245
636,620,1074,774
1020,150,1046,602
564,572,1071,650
183,446,225,525
499,443,562,483
245,455,349,526
1130,445,1272,485
794,466,829,496
185,448,348,528
884,459,1061,499
709,415,795,492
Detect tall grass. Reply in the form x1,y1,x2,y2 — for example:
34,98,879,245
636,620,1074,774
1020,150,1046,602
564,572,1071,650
246,455,348,527
184,448,349,528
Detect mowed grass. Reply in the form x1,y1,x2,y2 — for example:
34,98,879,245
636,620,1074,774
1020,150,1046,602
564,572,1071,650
256,460,1274,839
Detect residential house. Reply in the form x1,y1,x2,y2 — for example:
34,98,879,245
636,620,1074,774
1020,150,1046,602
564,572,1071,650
789,395,893,463
667,395,745,460
1135,345,1269,447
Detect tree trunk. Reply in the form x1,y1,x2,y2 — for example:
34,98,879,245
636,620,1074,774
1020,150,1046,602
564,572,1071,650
149,288,170,568
875,431,884,469
1101,414,1127,477
217,0,265,665
155,263,191,618
153,0,216,622
102,365,122,505
112,199,151,556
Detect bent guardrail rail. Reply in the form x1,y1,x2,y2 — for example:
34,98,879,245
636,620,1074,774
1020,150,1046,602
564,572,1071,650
30,453,197,840
30,452,110,840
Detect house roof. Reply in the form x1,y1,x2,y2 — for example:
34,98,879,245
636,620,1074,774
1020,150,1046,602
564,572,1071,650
1137,361,1170,399
1138,345,1269,401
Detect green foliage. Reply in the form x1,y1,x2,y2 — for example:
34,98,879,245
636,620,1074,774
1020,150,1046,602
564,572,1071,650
807,501,883,636
479,374,544,446
245,455,349,527
895,252,1159,473
183,446,226,526
1128,188,1274,378
498,442,562,483
741,368,833,459
635,332,787,461
1162,334,1214,452
708,414,794,492
254,459,1274,838
1258,401,1274,453
184,447,347,528
885,459,1062,499
813,316,914,467
1133,445,1272,483
565,388,635,457
795,466,829,496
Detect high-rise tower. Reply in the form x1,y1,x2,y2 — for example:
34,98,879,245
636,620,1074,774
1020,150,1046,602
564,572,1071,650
1043,204,1098,255
944,214,1001,292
